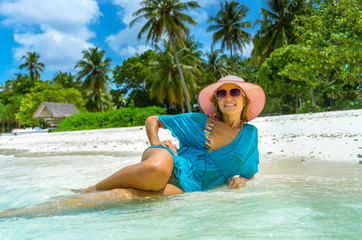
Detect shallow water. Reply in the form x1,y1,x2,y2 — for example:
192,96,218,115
0,154,362,240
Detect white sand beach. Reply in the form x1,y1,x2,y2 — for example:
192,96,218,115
0,109,361,179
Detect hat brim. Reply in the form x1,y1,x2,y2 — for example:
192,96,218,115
198,80,265,121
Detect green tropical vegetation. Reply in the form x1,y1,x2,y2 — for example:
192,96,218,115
16,82,85,126
130,0,201,112
146,39,202,112
251,0,312,66
75,47,113,112
0,0,360,132
53,71,81,90
204,49,230,80
56,106,166,131
207,0,253,72
112,50,159,108
19,51,45,87
257,0,361,113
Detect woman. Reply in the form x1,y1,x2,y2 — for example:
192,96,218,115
0,75,265,218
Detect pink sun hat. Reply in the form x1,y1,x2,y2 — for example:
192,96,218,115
198,75,266,122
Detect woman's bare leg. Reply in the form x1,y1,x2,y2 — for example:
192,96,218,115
81,148,174,192
0,184,183,219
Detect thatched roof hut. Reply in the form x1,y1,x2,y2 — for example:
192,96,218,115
33,102,79,128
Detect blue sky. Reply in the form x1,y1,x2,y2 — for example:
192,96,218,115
0,0,264,86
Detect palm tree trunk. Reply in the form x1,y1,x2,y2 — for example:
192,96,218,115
30,69,35,87
299,93,316,112
97,88,104,111
230,42,234,73
190,84,202,113
310,88,317,105
167,30,191,112
191,84,198,101
180,95,185,113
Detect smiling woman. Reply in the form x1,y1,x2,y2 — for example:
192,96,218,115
79,75,265,193
211,84,249,123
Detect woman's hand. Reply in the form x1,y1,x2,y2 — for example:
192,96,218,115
160,140,178,156
228,176,247,189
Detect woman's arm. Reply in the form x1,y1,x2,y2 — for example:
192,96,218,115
145,116,178,155
145,116,164,146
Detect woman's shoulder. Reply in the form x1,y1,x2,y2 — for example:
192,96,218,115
189,112,208,118
167,112,208,121
243,123,258,133
159,112,208,124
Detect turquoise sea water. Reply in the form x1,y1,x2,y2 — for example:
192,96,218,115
0,154,361,240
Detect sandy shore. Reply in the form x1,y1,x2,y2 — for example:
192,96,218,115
0,109,361,165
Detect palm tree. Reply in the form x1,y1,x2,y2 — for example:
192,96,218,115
5,73,32,94
75,47,112,112
130,0,200,112
53,71,81,90
146,40,201,112
178,38,203,106
19,52,45,87
83,91,113,112
178,34,204,104
251,0,311,66
207,0,253,73
147,49,183,109
205,48,230,80
183,34,203,59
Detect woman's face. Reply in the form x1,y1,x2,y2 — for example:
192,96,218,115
215,83,245,117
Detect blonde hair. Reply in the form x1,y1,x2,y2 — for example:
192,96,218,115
210,88,250,122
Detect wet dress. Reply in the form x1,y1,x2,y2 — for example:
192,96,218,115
147,112,260,192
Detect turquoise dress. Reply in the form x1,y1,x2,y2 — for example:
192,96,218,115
147,112,259,192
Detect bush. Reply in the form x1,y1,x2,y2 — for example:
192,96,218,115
341,97,362,110
261,96,294,115
296,101,323,114
56,106,166,132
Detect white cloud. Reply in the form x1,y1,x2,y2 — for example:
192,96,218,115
118,44,151,57
105,17,154,57
107,0,154,57
106,19,144,49
194,0,219,8
189,9,209,24
111,0,142,25
1,0,100,34
13,26,95,71
241,42,254,58
0,0,100,72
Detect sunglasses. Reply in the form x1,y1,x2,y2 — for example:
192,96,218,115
215,88,244,99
